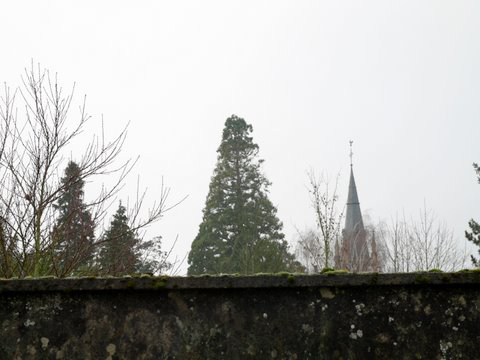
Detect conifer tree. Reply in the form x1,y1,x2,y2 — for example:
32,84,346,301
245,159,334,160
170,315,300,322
188,115,301,275
97,202,141,276
466,163,480,266
52,161,95,275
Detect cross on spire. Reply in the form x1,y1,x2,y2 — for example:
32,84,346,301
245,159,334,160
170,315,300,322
349,140,354,167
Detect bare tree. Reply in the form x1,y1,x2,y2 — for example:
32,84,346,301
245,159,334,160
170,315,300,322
0,65,173,277
409,203,467,271
295,228,322,273
380,204,468,272
296,171,344,271
378,213,415,273
297,217,384,273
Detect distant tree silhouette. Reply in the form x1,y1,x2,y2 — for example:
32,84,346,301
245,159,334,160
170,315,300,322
51,161,95,275
0,64,171,278
98,202,173,276
97,202,140,276
466,163,480,266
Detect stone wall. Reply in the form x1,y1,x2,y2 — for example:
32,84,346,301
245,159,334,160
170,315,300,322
1,272,479,359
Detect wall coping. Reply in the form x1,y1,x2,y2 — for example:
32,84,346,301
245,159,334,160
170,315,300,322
0,271,479,293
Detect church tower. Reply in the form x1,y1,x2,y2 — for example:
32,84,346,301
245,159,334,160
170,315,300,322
334,141,377,272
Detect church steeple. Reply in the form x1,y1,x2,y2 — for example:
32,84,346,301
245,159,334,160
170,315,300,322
344,141,364,233
334,141,370,272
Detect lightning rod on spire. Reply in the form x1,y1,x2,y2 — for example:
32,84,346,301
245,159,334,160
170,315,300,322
349,140,354,167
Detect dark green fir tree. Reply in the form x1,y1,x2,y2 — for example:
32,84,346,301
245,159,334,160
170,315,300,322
52,161,95,275
466,163,480,266
188,115,302,275
97,202,141,276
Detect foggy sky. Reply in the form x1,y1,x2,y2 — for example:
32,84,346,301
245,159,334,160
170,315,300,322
1,1,479,273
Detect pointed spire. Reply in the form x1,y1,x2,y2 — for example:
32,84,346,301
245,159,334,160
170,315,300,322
344,154,363,232
342,140,370,272
346,167,360,206
349,140,354,167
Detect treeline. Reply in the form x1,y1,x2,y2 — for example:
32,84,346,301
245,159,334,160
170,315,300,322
188,115,477,275
0,66,477,278
0,66,171,278
48,161,171,277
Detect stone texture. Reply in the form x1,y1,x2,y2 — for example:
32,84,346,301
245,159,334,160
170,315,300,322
0,272,479,359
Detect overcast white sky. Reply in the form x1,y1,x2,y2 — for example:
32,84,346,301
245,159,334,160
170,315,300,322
1,1,479,273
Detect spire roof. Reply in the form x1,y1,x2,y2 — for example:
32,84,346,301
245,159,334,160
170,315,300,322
344,162,364,233
341,140,370,272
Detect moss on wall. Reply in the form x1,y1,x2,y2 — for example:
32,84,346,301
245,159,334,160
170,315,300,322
0,273,479,359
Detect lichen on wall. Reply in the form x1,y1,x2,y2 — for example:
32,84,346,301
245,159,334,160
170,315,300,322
0,272,479,359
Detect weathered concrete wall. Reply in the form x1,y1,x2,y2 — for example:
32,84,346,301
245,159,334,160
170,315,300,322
1,272,480,359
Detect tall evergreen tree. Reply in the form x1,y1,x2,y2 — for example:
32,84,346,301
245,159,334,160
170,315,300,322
466,163,480,266
97,203,172,276
52,161,95,275
97,202,141,276
188,115,301,275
